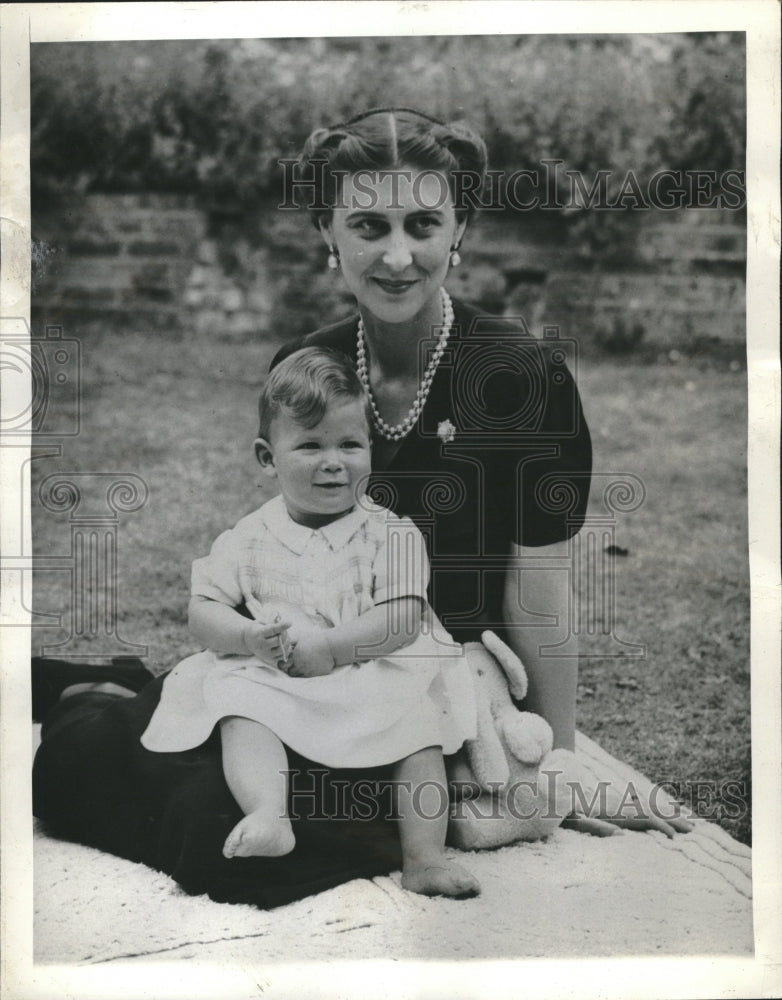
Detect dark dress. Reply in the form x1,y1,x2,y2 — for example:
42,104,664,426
32,298,591,908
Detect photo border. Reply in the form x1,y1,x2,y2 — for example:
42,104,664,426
1,3,779,998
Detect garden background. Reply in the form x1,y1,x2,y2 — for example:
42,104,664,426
28,33,749,843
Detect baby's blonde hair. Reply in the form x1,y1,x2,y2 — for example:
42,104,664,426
257,347,372,442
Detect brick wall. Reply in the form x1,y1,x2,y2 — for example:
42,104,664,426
33,194,205,328
453,208,746,348
32,194,745,350
544,269,745,347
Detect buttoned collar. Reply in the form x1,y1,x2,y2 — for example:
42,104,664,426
259,493,379,555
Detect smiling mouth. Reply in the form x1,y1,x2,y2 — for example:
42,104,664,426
372,278,418,294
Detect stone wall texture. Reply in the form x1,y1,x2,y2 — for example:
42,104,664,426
32,193,745,351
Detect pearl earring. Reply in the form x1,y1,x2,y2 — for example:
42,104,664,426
449,244,461,268
327,246,340,270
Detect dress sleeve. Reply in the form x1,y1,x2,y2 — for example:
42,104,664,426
519,339,591,547
190,526,246,607
372,515,431,605
461,330,592,549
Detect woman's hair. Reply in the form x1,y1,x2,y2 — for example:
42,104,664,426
298,107,488,228
257,347,372,441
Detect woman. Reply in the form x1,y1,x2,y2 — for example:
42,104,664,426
278,107,587,755
33,108,687,909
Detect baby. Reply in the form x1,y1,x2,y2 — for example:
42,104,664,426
142,347,479,898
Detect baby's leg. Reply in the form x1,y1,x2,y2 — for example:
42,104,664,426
394,746,480,898
219,716,295,859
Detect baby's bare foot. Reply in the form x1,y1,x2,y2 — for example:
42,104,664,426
402,857,481,899
222,812,295,859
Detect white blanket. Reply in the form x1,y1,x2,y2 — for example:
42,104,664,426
33,729,752,965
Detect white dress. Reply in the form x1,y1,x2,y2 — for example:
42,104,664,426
141,495,476,768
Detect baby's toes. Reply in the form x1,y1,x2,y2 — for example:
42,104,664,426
402,859,481,899
222,825,244,859
222,814,295,859
442,861,481,898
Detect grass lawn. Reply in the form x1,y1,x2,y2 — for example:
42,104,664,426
30,323,751,845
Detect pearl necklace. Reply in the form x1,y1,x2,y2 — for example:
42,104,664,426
356,287,454,442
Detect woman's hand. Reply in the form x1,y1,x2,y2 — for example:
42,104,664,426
560,754,694,838
286,630,336,678
562,812,693,839
241,620,292,668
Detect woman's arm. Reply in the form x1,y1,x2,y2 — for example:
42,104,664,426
503,541,692,836
502,539,576,751
188,595,290,663
287,597,423,677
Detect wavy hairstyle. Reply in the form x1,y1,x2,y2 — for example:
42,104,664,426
297,107,488,227
256,346,372,443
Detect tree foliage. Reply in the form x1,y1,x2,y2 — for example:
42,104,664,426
32,34,745,206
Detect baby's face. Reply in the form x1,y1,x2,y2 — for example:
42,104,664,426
265,399,372,528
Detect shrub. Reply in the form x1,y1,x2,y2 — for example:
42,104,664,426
32,34,745,209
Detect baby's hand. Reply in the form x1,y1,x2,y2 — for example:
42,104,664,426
286,631,335,678
241,620,292,668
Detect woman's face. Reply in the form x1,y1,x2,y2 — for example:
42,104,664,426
321,166,466,325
